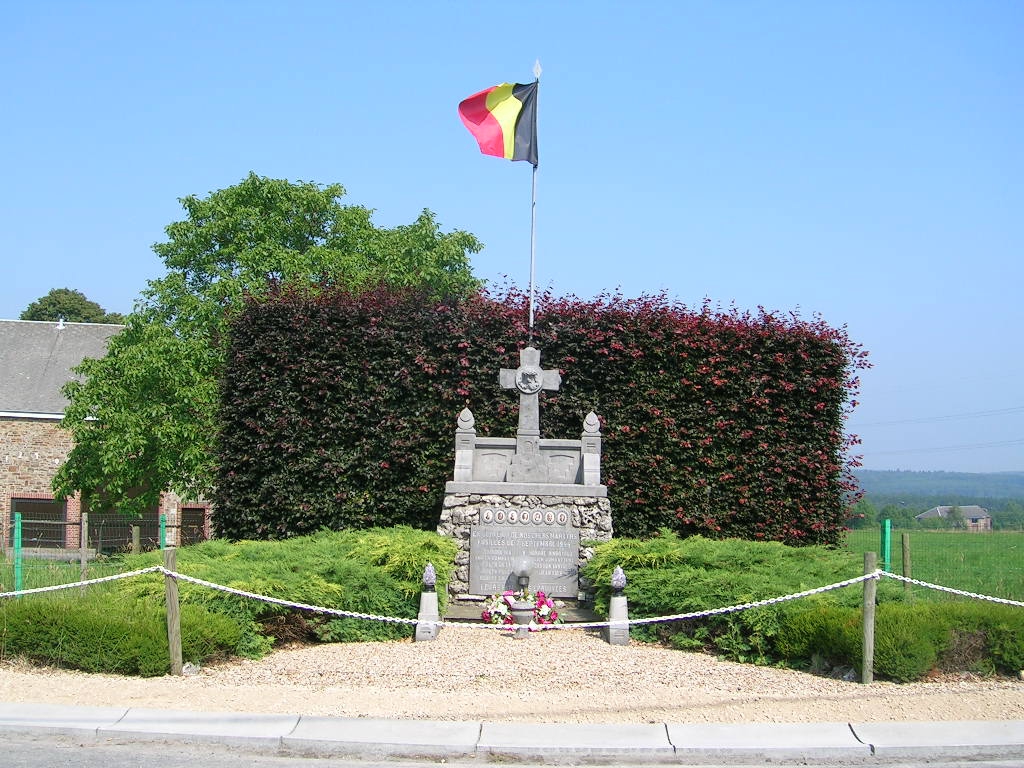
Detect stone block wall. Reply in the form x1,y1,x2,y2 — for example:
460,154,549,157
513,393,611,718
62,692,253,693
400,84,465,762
1,415,201,551
438,492,613,598
1,417,72,491
0,416,80,549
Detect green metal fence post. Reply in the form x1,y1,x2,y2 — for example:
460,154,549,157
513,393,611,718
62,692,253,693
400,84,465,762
901,532,912,596
879,518,892,572
14,512,23,595
159,513,167,550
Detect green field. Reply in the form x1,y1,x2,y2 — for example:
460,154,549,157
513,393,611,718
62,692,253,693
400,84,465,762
843,529,1024,601
0,556,128,595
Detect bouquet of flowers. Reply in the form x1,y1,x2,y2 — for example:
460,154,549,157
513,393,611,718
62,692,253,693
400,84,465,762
481,589,562,628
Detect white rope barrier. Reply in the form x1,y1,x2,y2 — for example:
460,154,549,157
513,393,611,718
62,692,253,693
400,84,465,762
166,569,883,631
878,571,1024,607
3,566,1020,631
167,570,418,626
511,572,883,631
618,571,881,628
0,566,879,630
0,566,163,599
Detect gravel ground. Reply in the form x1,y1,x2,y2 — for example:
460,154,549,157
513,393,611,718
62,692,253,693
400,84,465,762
2,626,1022,724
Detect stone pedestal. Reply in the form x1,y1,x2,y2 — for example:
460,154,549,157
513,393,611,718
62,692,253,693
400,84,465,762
439,488,611,599
415,589,441,642
606,593,630,645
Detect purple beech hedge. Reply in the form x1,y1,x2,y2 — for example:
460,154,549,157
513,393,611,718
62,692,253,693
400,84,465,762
215,285,868,545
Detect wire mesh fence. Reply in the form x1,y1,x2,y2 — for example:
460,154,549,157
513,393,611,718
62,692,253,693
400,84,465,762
1,511,210,593
844,526,1024,601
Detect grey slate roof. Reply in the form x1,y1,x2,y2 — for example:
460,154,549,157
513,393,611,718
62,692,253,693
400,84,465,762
915,505,991,520
0,319,122,416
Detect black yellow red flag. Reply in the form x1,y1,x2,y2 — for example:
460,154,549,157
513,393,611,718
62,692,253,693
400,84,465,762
458,82,538,166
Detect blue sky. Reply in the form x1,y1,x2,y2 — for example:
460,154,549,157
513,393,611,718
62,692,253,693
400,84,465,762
3,2,1022,473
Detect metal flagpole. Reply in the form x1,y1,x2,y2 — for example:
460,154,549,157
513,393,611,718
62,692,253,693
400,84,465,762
528,59,541,338
529,163,537,335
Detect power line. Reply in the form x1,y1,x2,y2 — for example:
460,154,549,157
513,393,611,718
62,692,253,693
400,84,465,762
850,405,1024,428
866,437,1024,456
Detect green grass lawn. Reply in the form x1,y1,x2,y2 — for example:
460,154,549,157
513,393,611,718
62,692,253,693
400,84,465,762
843,528,1024,601
0,555,130,595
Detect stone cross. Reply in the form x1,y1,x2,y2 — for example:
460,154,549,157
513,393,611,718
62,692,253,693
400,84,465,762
498,346,561,441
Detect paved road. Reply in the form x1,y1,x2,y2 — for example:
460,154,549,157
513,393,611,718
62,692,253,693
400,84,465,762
1,703,1021,766
5,733,1024,768
4,733,372,768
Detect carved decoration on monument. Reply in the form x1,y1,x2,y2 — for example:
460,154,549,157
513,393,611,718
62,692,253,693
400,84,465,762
438,346,612,601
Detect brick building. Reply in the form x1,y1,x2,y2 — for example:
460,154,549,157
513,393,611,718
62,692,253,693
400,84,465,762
1,319,209,554
915,505,992,532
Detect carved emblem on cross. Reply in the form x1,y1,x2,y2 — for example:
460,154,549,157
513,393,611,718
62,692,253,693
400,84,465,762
515,366,544,395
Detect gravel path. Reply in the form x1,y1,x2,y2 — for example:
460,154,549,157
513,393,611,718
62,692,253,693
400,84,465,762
2,627,1022,724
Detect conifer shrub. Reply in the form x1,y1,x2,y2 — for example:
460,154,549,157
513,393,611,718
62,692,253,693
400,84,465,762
870,604,949,682
1,528,455,674
776,601,1024,682
583,531,890,663
929,601,1024,675
217,286,867,544
0,596,240,676
586,533,1023,680
773,603,859,665
116,527,456,652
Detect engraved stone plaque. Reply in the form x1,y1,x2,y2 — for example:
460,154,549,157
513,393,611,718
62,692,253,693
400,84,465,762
469,523,579,597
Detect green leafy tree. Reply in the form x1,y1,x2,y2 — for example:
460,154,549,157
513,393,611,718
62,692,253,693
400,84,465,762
879,503,920,529
20,288,125,324
946,504,966,529
55,173,481,516
995,501,1024,531
847,498,878,529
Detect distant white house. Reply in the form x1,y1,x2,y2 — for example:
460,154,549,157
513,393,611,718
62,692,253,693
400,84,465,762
915,505,992,532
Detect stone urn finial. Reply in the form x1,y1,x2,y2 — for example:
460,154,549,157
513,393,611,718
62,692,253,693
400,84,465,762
611,565,627,593
422,562,437,590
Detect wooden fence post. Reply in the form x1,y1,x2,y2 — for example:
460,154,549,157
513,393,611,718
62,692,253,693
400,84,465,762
163,546,183,676
862,551,877,684
131,525,141,555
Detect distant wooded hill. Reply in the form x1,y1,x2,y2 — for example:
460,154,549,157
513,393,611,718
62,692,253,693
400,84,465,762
850,470,1024,529
854,470,1024,499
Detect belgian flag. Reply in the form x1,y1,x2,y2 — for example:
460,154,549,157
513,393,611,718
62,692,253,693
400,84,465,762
458,82,538,166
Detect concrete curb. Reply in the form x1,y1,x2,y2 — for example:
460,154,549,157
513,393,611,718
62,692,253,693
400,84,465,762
285,716,480,759
100,707,300,750
479,721,674,759
669,722,871,762
0,703,1021,763
852,720,1024,761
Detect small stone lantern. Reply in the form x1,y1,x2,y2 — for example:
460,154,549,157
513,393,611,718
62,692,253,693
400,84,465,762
606,566,629,646
415,562,441,642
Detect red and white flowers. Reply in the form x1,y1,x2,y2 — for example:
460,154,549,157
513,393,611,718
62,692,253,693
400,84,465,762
481,589,562,629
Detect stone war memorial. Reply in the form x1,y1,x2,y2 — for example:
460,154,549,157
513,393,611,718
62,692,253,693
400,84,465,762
437,346,612,603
